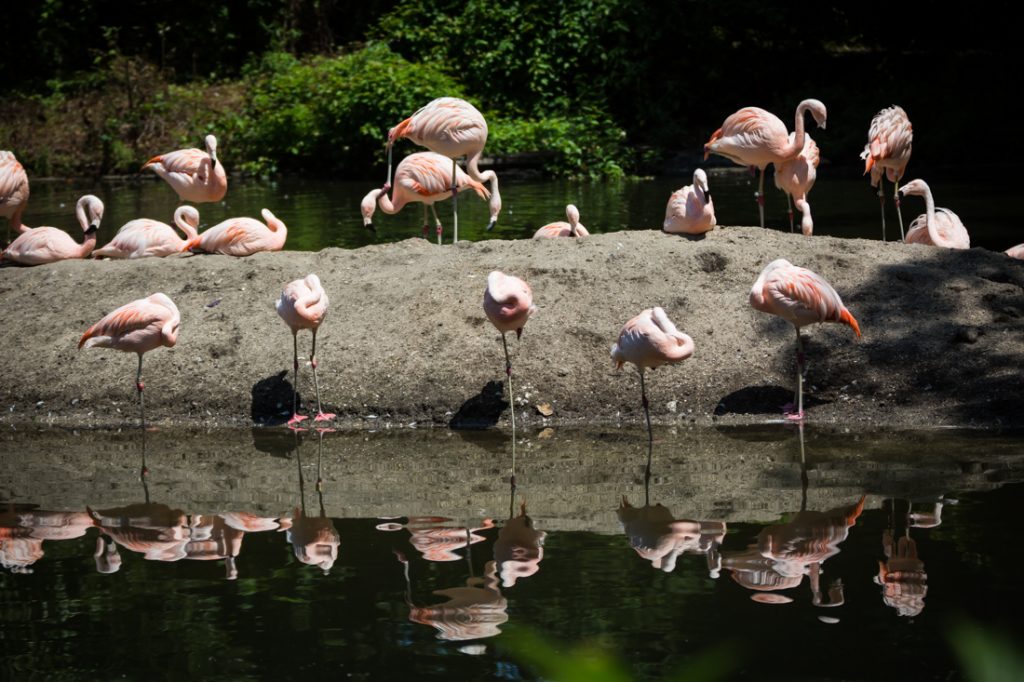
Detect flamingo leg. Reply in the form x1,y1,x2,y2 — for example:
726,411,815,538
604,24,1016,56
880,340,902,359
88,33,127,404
787,326,806,421
878,178,887,242
786,193,795,233
450,158,459,245
501,332,515,436
288,332,307,426
136,353,146,429
421,204,429,239
430,204,443,237
386,143,393,189
639,369,653,475
310,329,335,422
893,177,906,241
756,168,766,229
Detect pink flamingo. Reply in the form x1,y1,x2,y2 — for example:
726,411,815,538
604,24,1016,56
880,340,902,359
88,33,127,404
532,204,589,239
361,151,491,244
749,259,861,420
663,169,715,235
704,99,827,228
1006,244,1024,260
93,206,200,259
483,271,536,433
1,150,30,243
143,134,227,203
387,97,502,240
184,208,287,256
276,274,334,425
2,195,104,266
899,179,970,249
861,105,912,241
78,293,180,427
774,132,819,236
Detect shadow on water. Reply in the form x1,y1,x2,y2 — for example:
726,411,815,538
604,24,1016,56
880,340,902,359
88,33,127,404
250,370,298,426
251,426,301,459
449,380,507,430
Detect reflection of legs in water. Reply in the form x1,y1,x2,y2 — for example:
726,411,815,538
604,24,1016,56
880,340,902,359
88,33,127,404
94,535,122,574
809,562,845,607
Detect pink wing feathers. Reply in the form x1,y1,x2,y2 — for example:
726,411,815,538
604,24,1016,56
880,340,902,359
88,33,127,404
861,106,912,182
751,260,860,335
79,294,180,351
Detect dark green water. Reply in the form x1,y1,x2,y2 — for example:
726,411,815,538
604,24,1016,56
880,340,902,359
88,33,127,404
2,426,1023,680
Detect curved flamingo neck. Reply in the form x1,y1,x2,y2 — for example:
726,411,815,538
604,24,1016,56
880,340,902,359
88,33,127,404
79,230,97,258
174,213,199,240
920,184,941,245
795,199,813,236
263,213,288,249
376,189,402,215
779,102,812,159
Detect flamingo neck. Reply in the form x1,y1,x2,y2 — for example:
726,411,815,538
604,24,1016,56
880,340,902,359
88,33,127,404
175,216,199,241
921,185,942,246
478,169,501,223
79,230,97,258
779,102,811,159
11,204,27,233
796,199,813,236
376,189,401,215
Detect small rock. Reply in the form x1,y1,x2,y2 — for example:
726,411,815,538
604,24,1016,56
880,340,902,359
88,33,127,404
537,427,555,439
818,616,840,624
535,403,554,417
666,400,678,413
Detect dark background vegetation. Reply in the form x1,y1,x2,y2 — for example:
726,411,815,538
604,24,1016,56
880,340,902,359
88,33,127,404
1,1,1017,177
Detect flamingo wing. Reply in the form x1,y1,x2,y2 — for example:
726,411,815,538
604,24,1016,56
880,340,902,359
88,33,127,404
145,148,209,176
767,268,860,335
79,299,174,349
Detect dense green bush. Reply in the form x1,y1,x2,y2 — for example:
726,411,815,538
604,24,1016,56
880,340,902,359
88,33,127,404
487,110,627,179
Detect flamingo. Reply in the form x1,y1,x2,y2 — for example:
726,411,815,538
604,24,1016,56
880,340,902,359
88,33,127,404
93,206,200,259
899,179,970,249
663,169,715,235
143,134,227,203
2,195,104,266
861,105,912,241
483,271,536,434
277,274,334,426
78,293,180,428
184,208,287,256
704,99,827,228
774,133,819,236
1006,244,1024,260
532,204,590,239
749,259,861,420
387,97,502,240
1,150,30,243
361,151,491,244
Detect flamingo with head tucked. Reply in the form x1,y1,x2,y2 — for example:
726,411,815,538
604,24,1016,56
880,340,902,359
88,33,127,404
1,150,30,244
663,170,715,235
899,179,970,250
94,206,201,259
143,135,227,203
483,271,536,432
533,204,589,239
2,195,104,266
774,133,819,236
276,274,334,426
184,209,287,256
861,106,912,241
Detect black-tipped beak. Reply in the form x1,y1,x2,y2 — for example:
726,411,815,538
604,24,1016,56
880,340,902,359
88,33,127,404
485,219,497,232
365,222,375,232
86,224,99,234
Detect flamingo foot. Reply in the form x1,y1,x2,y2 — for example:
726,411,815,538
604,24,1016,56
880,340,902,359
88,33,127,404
314,412,336,422
287,414,308,426
786,411,806,422
422,225,430,239
315,426,336,434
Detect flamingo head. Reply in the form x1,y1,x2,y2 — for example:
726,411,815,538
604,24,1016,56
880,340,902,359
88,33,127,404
801,99,828,130
693,169,710,197
175,205,201,229
566,204,581,233
77,195,105,234
360,188,383,229
205,135,219,165
898,179,929,198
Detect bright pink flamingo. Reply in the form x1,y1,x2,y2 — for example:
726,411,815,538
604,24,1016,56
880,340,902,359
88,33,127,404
93,206,200,259
533,204,589,239
1,150,30,243
483,271,536,433
899,179,970,250
774,133,819,236
749,259,861,420
361,151,491,244
1006,244,1024,260
78,293,180,427
663,169,716,235
143,134,227,203
861,105,912,241
184,208,287,256
2,195,104,266
277,274,334,426
387,97,502,240
704,99,827,228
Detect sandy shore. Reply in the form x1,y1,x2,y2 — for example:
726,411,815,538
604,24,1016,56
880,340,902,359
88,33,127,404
1,227,1022,429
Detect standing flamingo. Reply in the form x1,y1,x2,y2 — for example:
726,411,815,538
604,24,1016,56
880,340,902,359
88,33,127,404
861,106,912,241
898,179,970,249
386,97,502,240
774,133,819,236
93,206,200,259
749,260,861,420
532,204,589,239
78,293,180,427
663,169,715,235
277,274,334,426
1,150,30,243
184,209,287,256
361,152,491,244
704,99,827,228
2,195,104,266
143,135,227,203
483,272,536,433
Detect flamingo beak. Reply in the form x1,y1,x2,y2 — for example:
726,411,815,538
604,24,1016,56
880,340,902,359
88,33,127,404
86,223,99,234
485,218,497,232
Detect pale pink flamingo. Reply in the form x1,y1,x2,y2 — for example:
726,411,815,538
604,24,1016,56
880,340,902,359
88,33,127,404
143,134,227,203
361,151,491,245
663,169,715,235
1006,244,1024,260
704,99,827,228
78,293,180,427
861,105,912,240
483,271,536,433
532,204,589,239
774,132,819,236
1,150,30,243
184,208,287,256
2,195,104,266
749,260,861,420
387,97,502,240
93,206,200,259
618,497,725,577
276,274,334,425
899,179,970,249
494,502,546,587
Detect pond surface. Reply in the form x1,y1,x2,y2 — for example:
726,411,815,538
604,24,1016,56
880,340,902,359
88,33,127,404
21,167,1020,253
2,425,1023,680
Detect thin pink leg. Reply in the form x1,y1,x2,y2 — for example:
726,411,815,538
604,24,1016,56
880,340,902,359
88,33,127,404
311,329,335,422
288,332,308,427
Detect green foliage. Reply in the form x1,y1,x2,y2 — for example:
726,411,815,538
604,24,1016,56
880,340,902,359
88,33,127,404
949,621,1024,682
488,111,627,179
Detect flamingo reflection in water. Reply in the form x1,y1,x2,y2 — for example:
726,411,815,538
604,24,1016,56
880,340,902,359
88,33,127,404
875,497,950,617
618,498,726,577
284,430,339,574
1,508,95,574
494,501,546,588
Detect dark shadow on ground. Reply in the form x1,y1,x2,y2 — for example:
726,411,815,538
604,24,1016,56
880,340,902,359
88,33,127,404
449,380,506,430
714,384,827,416
251,370,298,426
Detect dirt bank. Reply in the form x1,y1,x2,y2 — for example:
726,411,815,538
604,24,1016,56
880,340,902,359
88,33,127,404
1,228,1022,429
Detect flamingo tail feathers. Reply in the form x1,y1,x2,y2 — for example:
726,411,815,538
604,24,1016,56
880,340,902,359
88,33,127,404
839,308,862,337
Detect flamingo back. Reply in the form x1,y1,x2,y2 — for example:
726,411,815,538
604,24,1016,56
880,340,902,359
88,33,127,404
704,107,790,168
389,98,488,160
79,293,180,352
0,151,30,220
861,105,912,178
905,208,970,249
483,271,535,333
750,260,860,335
611,307,695,371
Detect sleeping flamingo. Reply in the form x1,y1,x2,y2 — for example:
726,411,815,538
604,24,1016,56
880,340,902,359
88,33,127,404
1,150,30,244
184,209,287,256
277,274,334,425
93,206,200,259
861,105,912,241
774,132,819,236
663,169,715,235
143,134,227,203
533,204,589,239
899,179,970,250
483,271,536,433
2,195,104,266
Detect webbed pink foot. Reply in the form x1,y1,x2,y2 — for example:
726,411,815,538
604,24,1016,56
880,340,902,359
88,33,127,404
314,412,336,422
287,414,308,426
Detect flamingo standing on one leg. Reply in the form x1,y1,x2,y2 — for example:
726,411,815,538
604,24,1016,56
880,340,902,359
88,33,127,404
277,274,335,426
387,97,502,241
1,150,30,244
704,99,827,229
663,169,715,235
361,152,491,244
532,204,589,239
483,272,536,433
183,209,287,256
93,206,201,259
860,106,912,241
749,260,861,421
774,133,819,236
143,134,228,203
78,293,180,428
2,195,104,266
899,179,970,250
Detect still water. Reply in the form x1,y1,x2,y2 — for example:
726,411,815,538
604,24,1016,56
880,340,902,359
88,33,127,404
2,425,1023,680
21,168,1021,253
